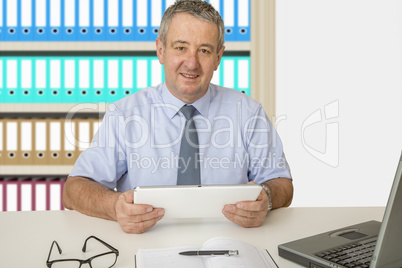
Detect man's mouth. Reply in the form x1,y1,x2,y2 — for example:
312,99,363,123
181,73,199,79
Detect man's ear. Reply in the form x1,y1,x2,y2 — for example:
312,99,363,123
215,46,225,71
156,38,165,65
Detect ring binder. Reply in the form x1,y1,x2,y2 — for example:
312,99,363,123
4,119,19,165
0,176,67,212
0,55,250,104
19,119,34,165
0,0,250,41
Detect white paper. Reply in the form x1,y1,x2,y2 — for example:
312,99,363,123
64,60,75,89
6,184,17,212
93,0,104,27
7,0,17,27
238,0,249,27
6,60,17,89
50,184,61,210
223,60,234,88
165,0,176,9
224,0,234,27
93,60,104,88
122,60,133,89
36,0,46,27
122,0,133,27
50,122,61,151
137,0,147,27
50,60,61,89
238,59,249,89
78,122,90,151
21,122,32,151
35,184,47,211
21,184,32,211
209,0,220,13
64,0,75,27
64,121,76,151
79,60,90,89
136,237,278,268
0,184,3,211
108,60,119,89
137,60,148,88
35,122,47,151
21,60,32,89
152,0,162,27
79,0,90,27
0,122,3,151
211,65,220,85
35,60,47,89
6,122,17,151
93,121,101,136
151,60,162,86
50,0,61,27
108,0,118,27
0,1,3,27
21,0,32,27
0,60,3,88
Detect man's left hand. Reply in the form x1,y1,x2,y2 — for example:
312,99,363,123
222,181,269,228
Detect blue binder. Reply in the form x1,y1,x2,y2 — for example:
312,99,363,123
2,58,18,103
3,0,19,41
60,58,78,103
19,0,35,42
0,0,250,42
236,0,250,41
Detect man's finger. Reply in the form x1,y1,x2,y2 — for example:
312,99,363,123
222,205,263,228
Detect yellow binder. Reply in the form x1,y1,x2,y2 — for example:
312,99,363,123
4,119,19,165
62,117,79,165
33,119,49,165
19,119,34,165
48,118,63,165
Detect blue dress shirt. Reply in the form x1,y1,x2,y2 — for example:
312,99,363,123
70,83,291,192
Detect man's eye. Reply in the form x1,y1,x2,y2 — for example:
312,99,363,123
201,49,210,54
177,47,185,51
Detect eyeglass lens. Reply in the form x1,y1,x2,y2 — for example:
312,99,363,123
51,252,117,268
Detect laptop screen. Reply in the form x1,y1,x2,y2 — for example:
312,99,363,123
371,154,402,267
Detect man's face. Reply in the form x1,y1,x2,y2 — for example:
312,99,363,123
156,13,225,103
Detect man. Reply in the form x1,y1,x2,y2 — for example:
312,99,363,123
63,0,293,234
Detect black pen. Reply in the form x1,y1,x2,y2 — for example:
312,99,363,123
179,250,239,256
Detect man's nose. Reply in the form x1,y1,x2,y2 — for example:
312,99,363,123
184,51,200,70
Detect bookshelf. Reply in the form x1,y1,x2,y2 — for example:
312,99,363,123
0,0,275,212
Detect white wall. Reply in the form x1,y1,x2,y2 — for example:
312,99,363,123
276,0,402,207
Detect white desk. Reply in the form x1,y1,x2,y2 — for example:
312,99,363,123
0,207,384,267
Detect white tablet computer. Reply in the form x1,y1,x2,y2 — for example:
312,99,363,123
133,184,262,218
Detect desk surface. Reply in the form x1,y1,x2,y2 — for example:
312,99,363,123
0,207,384,267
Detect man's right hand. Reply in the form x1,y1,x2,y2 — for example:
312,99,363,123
115,190,165,234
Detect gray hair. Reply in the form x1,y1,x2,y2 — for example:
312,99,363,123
158,0,225,53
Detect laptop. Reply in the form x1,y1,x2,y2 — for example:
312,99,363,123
278,152,402,268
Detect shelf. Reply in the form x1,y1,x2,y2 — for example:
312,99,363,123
0,41,251,52
0,165,73,176
0,103,109,114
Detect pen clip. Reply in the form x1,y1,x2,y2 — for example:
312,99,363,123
226,250,239,256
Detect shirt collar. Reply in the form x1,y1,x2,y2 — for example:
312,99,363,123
161,83,211,119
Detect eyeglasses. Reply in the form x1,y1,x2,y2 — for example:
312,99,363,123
46,236,119,268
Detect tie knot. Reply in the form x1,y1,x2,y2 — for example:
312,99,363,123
180,105,196,120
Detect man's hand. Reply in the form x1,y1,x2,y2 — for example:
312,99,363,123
222,182,269,228
115,190,165,234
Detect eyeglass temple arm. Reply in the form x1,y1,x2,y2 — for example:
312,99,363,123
82,236,119,254
46,241,63,265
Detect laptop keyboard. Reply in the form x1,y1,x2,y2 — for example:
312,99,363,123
315,237,377,268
